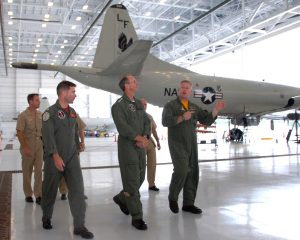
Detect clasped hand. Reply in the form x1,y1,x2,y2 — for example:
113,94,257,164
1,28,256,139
135,135,149,149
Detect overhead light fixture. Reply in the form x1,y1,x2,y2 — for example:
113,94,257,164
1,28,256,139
9,53,12,56
8,21,13,25
145,12,151,17
174,15,180,20
9,48,12,52
9,43,12,46
42,23,47,28
36,44,40,47
76,16,82,21
32,58,36,61
33,54,37,57
8,37,12,40
48,2,53,7
8,11,13,16
82,5,88,10
74,63,78,66
53,59,56,62
44,14,50,19
57,51,61,54
60,45,64,49
8,0,13,3
80,56,85,59
51,63,54,65
160,0,167,4
71,25,76,30
63,39,68,43
88,64,92,67
35,49,39,52
38,38,42,42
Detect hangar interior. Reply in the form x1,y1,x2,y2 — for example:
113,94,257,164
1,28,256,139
1,1,300,240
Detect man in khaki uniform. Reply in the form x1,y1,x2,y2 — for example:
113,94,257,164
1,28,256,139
16,93,43,204
141,99,161,191
59,115,87,200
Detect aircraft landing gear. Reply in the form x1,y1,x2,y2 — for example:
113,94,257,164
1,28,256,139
228,128,244,142
286,112,300,143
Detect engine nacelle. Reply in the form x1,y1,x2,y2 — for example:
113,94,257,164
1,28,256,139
231,116,260,127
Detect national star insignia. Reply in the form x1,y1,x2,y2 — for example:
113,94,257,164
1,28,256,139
43,112,50,121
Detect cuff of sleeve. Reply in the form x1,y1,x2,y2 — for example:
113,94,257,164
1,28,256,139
129,132,139,141
49,148,58,155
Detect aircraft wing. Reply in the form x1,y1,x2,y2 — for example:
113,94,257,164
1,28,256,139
101,40,152,76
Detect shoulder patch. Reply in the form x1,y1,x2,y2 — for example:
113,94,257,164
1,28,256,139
43,112,50,121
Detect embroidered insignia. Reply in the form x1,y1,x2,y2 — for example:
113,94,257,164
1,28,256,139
70,113,77,118
128,104,136,112
43,112,50,121
58,110,65,119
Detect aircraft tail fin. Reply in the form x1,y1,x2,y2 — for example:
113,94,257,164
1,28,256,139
93,4,138,69
101,40,152,76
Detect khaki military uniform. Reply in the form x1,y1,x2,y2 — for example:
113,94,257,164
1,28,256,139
41,100,86,228
162,97,216,206
16,108,43,198
58,115,86,194
145,113,158,187
112,95,150,220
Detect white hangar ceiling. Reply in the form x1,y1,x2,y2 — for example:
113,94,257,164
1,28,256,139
0,0,300,76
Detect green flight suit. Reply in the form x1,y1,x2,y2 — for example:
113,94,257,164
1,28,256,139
112,95,150,220
41,100,86,228
162,97,216,205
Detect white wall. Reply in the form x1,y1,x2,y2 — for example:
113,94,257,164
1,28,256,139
0,68,116,121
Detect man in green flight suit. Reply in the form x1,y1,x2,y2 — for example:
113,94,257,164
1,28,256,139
41,80,93,239
112,75,151,230
162,80,225,214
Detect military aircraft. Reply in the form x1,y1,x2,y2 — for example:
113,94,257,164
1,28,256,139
12,4,300,127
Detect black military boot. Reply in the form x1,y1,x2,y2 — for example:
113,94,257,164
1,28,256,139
74,226,94,239
131,219,148,230
42,216,52,230
169,200,179,213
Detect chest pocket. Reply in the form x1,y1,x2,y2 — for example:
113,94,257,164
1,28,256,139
189,106,198,127
126,103,138,122
25,116,35,131
69,117,76,131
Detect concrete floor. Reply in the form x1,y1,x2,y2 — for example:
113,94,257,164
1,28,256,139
1,137,300,240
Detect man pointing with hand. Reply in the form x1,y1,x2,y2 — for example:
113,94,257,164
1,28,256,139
162,80,225,215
